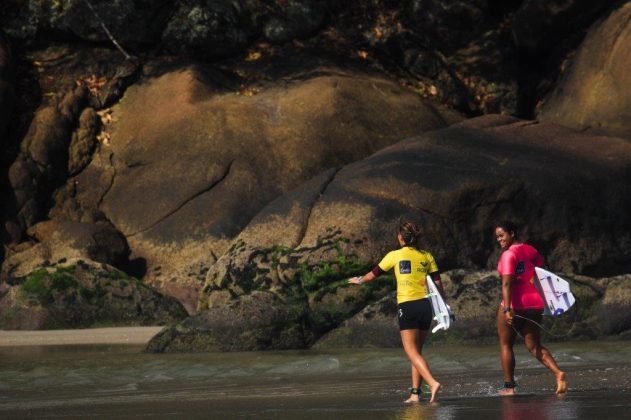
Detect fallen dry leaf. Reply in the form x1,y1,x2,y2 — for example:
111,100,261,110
97,108,113,125
96,131,111,145
82,74,108,96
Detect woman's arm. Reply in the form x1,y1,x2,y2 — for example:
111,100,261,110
348,265,383,284
348,271,377,284
501,274,514,325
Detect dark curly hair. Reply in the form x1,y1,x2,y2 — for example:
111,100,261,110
495,220,519,238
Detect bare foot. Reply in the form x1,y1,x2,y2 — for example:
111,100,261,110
498,387,516,396
555,371,567,394
404,394,420,404
429,382,441,403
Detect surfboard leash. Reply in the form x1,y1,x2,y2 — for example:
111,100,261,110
511,314,576,338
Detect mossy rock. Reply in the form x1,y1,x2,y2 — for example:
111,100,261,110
152,234,395,352
0,259,187,330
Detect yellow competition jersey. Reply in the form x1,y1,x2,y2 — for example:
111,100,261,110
378,247,439,304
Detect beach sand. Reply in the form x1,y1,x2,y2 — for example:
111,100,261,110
0,326,164,346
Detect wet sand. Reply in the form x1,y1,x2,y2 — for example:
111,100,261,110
1,341,631,418
0,326,164,346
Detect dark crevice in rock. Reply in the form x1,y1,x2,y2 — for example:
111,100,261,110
96,150,116,209
128,159,235,237
295,167,340,248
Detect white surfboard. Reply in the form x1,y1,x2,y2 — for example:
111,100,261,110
534,267,576,316
426,275,453,333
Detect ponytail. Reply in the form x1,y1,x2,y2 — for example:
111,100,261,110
399,221,421,248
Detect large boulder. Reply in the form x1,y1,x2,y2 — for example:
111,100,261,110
147,231,396,352
214,115,631,278
6,84,88,233
59,63,460,312
0,259,187,330
149,114,631,351
594,274,631,336
313,291,400,349
1,220,130,281
537,2,631,138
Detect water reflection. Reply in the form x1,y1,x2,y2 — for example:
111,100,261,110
501,395,578,420
392,403,455,420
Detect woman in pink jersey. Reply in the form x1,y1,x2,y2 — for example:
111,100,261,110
495,221,567,395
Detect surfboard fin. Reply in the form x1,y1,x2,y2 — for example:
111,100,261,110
432,323,447,333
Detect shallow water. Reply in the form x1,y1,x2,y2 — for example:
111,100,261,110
1,341,630,419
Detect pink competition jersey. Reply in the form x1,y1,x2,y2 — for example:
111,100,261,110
497,243,545,310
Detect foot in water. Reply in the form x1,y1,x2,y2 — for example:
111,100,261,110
498,387,516,396
404,394,420,404
429,382,441,403
404,386,421,403
556,371,567,394
498,381,517,396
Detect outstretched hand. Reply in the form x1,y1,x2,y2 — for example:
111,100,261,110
348,276,363,285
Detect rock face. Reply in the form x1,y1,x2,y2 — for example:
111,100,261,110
595,274,631,336
0,259,187,330
314,269,617,348
2,2,630,342
148,266,627,352
162,0,256,57
6,84,88,233
146,231,396,352
313,291,400,349
511,0,613,53
538,2,631,138
1,220,130,281
146,115,631,352
58,64,458,312
216,115,631,278
0,33,14,147
1,0,172,47
262,0,326,44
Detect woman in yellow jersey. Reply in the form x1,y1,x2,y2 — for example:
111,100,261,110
348,221,445,403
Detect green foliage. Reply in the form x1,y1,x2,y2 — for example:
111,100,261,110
270,244,293,264
21,269,52,302
50,271,78,291
20,265,79,303
298,243,371,295
107,269,130,280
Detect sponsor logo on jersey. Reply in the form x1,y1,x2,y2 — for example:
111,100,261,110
399,260,411,274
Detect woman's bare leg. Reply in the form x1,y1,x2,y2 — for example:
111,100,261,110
404,333,424,403
400,329,440,403
497,306,517,395
521,317,567,394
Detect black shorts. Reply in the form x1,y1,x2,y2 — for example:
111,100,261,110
398,298,432,331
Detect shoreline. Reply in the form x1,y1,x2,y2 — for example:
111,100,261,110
0,326,164,346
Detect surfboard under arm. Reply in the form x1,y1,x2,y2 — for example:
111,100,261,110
426,275,452,333
534,267,576,317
